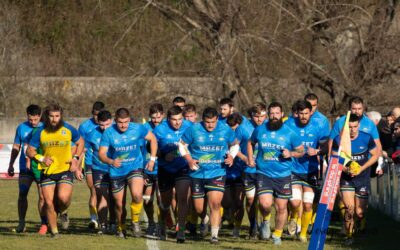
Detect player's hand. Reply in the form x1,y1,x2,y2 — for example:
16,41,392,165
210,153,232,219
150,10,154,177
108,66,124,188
112,159,122,168
74,169,83,181
188,158,200,171
224,154,234,167
307,147,319,156
145,160,155,172
281,149,291,158
238,155,249,165
248,158,256,167
69,158,80,172
43,156,53,167
7,165,14,177
376,168,384,176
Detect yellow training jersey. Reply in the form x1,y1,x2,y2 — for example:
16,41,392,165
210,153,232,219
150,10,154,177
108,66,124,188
29,122,81,175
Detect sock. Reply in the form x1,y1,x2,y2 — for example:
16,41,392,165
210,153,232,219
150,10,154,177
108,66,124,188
272,229,283,238
311,203,317,224
40,216,48,225
296,217,302,232
300,211,313,238
130,201,143,223
263,213,271,222
249,217,257,229
89,206,97,220
202,214,209,224
211,226,219,238
51,227,59,234
339,202,346,219
220,207,224,218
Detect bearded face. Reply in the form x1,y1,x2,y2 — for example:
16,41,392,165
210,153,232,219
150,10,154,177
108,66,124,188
267,107,284,131
45,111,64,132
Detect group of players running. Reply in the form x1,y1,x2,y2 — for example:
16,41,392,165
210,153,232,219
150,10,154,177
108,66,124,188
7,93,383,246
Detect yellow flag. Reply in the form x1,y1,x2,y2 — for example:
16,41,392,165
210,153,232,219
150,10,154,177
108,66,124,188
339,111,352,166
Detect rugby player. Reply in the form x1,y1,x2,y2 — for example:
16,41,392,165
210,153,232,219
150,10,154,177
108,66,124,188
79,101,105,228
331,114,379,245
183,104,198,123
98,108,157,238
85,110,114,234
179,107,239,244
286,101,329,242
173,96,186,108
8,104,47,234
154,106,192,243
27,104,84,237
247,102,304,245
142,103,164,238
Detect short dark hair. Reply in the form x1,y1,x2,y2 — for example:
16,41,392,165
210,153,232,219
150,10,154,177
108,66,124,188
97,110,112,122
268,102,283,113
149,103,164,116
304,93,318,102
348,96,364,108
184,104,196,114
219,97,234,107
247,102,266,117
291,100,302,113
173,96,186,104
202,107,219,120
115,108,130,119
92,101,105,113
349,113,360,123
296,100,312,113
26,104,41,116
227,113,243,127
167,106,183,118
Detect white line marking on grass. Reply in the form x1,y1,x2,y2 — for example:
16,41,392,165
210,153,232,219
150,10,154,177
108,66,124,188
146,238,160,250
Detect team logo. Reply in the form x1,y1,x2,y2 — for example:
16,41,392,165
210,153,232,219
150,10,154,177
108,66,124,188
167,134,173,138
362,128,368,132
61,129,66,135
262,134,267,138
271,132,276,138
219,137,225,141
279,137,284,140
283,184,290,189
114,139,119,143
198,136,204,142
308,134,314,137
300,129,305,137
360,146,365,149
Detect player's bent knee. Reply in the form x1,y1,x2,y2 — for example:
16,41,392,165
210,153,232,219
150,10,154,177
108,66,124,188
246,188,256,199
303,191,315,204
290,188,302,201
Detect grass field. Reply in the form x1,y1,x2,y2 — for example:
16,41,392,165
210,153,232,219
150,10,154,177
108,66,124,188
0,179,399,250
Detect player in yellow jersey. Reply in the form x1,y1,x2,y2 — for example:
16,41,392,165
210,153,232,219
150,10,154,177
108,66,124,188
27,104,84,238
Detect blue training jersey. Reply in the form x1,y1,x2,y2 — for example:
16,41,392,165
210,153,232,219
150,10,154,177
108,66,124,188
330,114,379,140
181,120,236,179
153,120,192,173
100,122,148,178
332,131,376,179
311,110,330,131
250,123,302,178
286,118,329,174
142,121,158,175
79,118,98,163
85,127,110,172
14,121,44,171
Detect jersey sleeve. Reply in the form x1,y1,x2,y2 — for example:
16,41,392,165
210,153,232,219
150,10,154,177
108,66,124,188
100,130,111,148
227,128,236,145
368,135,377,151
139,124,149,139
370,123,380,140
65,123,81,143
329,119,341,140
13,125,23,145
250,126,260,144
78,122,86,139
84,132,93,165
181,126,193,144
331,136,339,154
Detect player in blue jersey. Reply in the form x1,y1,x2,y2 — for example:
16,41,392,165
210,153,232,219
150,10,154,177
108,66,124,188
8,105,47,234
304,93,330,133
173,96,186,108
154,106,192,243
183,104,198,123
98,108,157,238
247,102,304,245
179,107,239,244
218,97,253,131
332,114,379,245
85,110,114,234
286,101,329,242
142,103,164,239
79,101,105,229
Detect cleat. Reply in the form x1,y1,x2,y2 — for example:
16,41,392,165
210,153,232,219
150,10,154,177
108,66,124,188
145,223,159,240
187,222,197,236
272,235,282,245
200,215,209,238
116,230,126,239
210,236,219,244
60,213,70,230
249,226,258,240
344,237,354,246
15,223,26,233
97,224,107,235
88,219,99,229
158,225,167,241
132,222,141,237
38,224,48,235
287,219,297,236
108,223,117,235
232,227,240,238
299,235,307,243
51,232,60,239
176,229,185,243
259,220,271,240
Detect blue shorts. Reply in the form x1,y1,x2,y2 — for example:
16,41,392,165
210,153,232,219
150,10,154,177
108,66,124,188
340,174,370,199
225,176,243,188
85,164,93,175
40,171,74,187
110,169,143,193
243,173,257,192
19,169,40,183
158,167,189,193
92,169,110,188
256,174,292,199
191,176,226,199
291,171,319,189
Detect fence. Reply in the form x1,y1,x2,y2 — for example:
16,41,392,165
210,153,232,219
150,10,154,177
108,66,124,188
370,161,400,221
